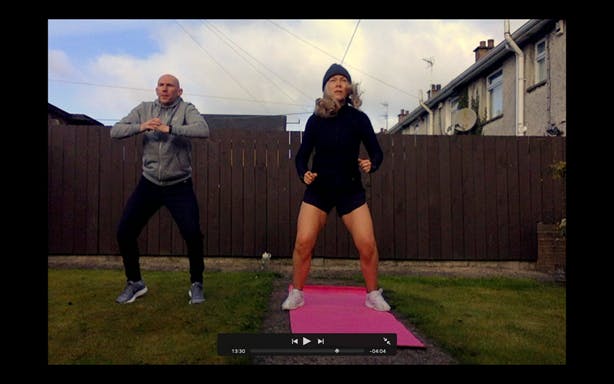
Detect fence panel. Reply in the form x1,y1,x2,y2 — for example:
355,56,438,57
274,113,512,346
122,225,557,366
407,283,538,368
86,126,101,254
426,136,442,260
472,137,487,260
449,136,464,260
241,134,256,256
392,135,407,260
437,136,453,261
48,125,566,262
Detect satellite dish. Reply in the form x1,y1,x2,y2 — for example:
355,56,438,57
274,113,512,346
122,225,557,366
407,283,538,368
453,108,477,132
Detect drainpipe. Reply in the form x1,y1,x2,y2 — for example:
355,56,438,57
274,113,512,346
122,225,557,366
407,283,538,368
504,19,527,136
419,90,434,135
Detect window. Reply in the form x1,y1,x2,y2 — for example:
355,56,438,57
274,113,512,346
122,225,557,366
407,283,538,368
447,96,459,130
535,39,547,83
487,69,503,119
450,96,460,112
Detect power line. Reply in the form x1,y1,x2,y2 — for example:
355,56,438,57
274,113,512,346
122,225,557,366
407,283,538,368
48,78,312,107
50,20,423,123
267,19,339,62
267,19,418,101
341,20,361,64
175,20,258,102
202,20,313,104
344,65,419,100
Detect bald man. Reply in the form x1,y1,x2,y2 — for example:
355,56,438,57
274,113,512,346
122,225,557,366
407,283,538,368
111,74,210,305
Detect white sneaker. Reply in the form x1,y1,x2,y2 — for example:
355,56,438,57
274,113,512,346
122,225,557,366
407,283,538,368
365,288,391,311
281,288,304,310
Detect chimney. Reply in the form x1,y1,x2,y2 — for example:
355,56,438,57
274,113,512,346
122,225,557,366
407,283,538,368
474,39,494,62
427,84,441,99
398,109,408,123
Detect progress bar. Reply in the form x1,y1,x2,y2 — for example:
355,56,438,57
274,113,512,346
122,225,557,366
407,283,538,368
250,348,364,355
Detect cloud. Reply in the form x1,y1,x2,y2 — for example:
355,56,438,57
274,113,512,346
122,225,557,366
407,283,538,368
48,49,80,79
47,19,155,38
48,19,529,128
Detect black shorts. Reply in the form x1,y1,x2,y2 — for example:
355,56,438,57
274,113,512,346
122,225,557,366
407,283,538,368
302,186,366,217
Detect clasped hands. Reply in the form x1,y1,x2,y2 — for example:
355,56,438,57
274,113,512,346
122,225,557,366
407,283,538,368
140,118,171,133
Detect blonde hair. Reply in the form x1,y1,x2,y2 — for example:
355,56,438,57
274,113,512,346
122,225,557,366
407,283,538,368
349,82,362,108
314,82,363,118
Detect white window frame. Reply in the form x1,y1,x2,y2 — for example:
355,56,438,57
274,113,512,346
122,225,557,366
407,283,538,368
450,96,460,112
487,69,503,119
535,38,547,84
446,96,460,131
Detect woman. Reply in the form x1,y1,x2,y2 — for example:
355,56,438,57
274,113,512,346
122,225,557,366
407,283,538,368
281,63,391,311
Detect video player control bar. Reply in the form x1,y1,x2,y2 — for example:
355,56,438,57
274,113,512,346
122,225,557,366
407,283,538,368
218,333,396,356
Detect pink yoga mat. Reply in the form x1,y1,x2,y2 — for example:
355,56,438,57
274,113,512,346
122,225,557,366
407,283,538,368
288,285,425,348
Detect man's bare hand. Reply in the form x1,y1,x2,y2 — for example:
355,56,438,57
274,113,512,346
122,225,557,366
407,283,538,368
140,117,163,132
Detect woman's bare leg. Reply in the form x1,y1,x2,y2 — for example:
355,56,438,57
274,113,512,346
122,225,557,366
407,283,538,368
341,203,379,292
291,202,327,289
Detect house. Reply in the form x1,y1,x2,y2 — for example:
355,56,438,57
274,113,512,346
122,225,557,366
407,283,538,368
48,103,287,132
203,114,287,135
388,19,566,137
48,103,104,126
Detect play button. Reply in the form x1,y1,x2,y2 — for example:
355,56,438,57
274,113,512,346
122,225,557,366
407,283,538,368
302,337,311,345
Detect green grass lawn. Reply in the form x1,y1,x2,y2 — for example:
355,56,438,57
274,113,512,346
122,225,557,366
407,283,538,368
380,275,566,364
48,269,565,365
48,269,275,365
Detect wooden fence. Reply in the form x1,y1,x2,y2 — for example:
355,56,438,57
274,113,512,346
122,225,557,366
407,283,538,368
48,124,566,261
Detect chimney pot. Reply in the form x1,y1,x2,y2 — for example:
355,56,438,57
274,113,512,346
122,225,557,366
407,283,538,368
474,39,495,62
398,109,408,123
428,84,441,99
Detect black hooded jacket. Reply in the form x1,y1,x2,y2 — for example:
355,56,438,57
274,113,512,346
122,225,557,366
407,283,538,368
295,104,383,192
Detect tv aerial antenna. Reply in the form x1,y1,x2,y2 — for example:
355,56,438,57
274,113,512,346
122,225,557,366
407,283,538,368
381,102,389,132
422,57,435,85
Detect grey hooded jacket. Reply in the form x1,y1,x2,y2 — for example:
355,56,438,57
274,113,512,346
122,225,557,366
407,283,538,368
110,97,209,186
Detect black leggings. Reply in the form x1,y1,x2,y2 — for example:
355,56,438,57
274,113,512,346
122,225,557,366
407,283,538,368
116,176,204,283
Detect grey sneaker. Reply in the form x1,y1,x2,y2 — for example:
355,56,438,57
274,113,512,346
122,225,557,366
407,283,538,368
116,280,148,304
188,282,205,304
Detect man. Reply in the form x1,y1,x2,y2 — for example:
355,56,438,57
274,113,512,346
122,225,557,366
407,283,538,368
110,74,209,304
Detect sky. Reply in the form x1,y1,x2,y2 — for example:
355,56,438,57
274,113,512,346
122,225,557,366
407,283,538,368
48,19,529,132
